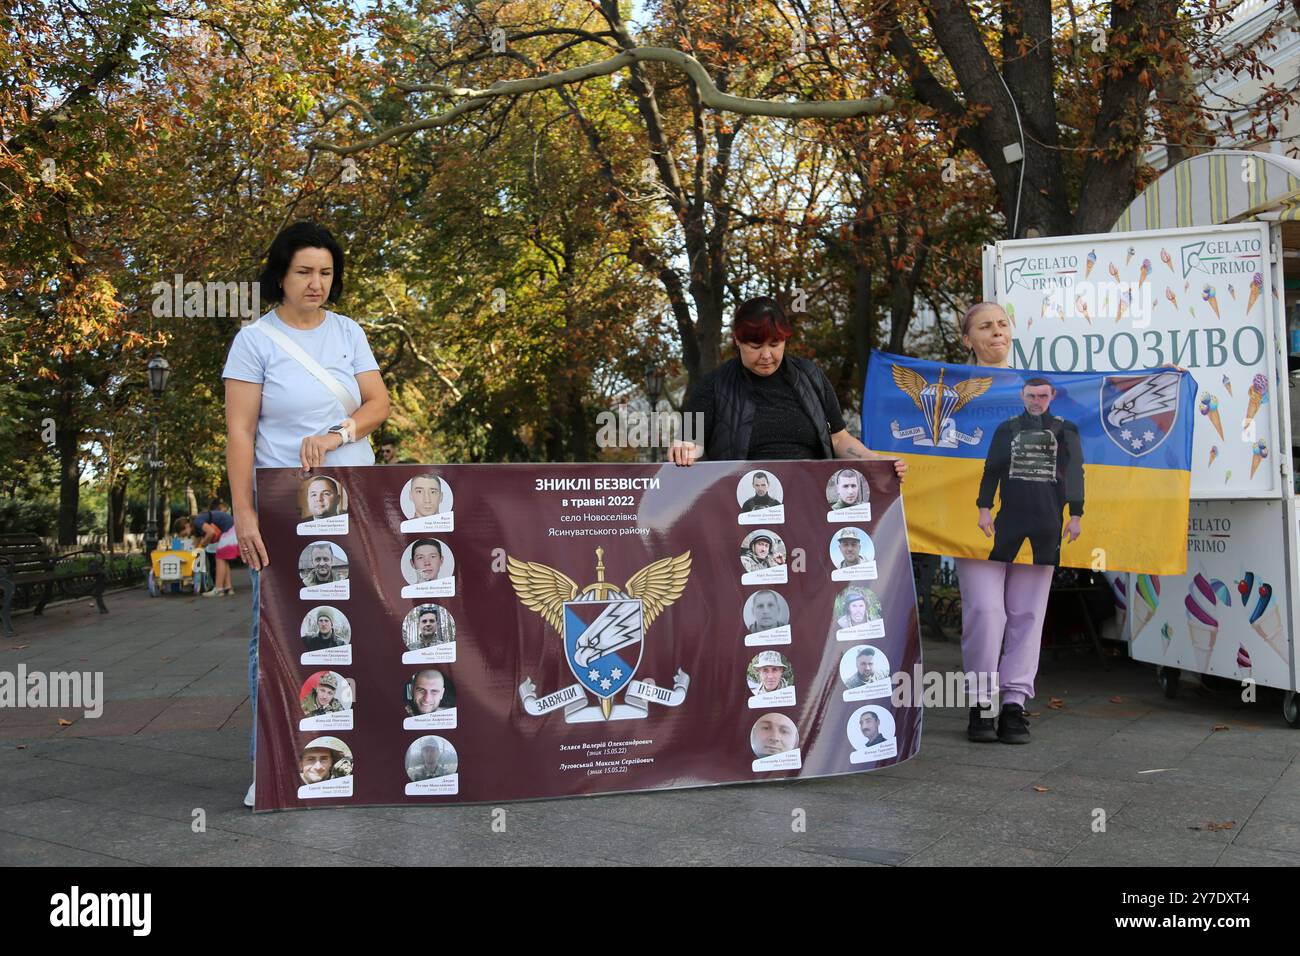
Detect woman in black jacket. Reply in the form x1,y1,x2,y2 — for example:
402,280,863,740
669,296,906,479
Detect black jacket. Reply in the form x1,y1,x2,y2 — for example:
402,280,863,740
977,412,1085,517
698,355,835,461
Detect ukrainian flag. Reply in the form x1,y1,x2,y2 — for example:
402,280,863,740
864,351,1195,574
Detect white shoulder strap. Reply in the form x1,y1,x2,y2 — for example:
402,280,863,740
250,317,360,416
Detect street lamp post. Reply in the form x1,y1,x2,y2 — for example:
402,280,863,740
143,354,171,555
644,363,665,463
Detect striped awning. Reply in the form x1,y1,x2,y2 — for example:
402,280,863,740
1111,150,1300,231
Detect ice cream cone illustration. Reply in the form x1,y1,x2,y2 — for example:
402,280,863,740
1132,573,1160,639
1126,246,1135,266
1202,284,1219,319
1252,606,1285,660
1160,248,1173,273
1225,469,1232,484
1076,296,1090,324
1244,580,1286,662
1187,621,1217,672
1244,372,1268,427
1185,572,1222,672
1006,302,1016,326
1108,262,1120,282
1116,289,1131,324
1111,577,1128,634
1250,440,1268,478
1247,272,1263,312
1199,393,1224,440
1222,374,1233,397
1237,644,1252,680
1160,622,1173,655
1165,286,1178,309
1139,257,1152,288
1212,578,1231,606
1228,283,1236,300
1208,444,1219,467
1085,249,1096,278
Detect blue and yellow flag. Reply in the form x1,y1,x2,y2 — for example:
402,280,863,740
864,351,1195,574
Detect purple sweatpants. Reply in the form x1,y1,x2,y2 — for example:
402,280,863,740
954,557,1054,708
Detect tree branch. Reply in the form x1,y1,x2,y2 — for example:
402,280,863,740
311,45,893,154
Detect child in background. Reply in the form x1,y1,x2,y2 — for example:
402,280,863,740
170,516,196,552
185,517,212,593
191,542,210,593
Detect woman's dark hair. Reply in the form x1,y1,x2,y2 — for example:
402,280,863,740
732,296,794,345
259,221,345,305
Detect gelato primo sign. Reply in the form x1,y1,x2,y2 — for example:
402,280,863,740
1000,229,1268,373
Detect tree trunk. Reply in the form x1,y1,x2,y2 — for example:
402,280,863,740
544,392,566,462
110,477,128,546
157,477,170,538
887,276,914,354
566,380,589,461
55,378,81,546
845,201,877,388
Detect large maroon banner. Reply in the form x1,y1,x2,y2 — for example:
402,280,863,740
252,460,922,810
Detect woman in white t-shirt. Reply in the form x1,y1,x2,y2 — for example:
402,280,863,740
222,221,391,807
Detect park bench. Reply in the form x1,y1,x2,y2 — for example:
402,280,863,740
0,534,108,637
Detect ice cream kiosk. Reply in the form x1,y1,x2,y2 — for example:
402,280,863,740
983,149,1300,725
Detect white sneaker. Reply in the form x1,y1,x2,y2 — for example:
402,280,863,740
244,781,255,808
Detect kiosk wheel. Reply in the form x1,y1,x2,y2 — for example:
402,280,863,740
1157,666,1180,699
1284,691,1300,729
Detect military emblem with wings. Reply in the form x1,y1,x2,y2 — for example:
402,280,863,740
891,364,993,448
508,547,691,721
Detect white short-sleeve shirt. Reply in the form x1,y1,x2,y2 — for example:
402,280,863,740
222,309,380,469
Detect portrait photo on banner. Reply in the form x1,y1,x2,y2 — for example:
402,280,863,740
863,350,1196,574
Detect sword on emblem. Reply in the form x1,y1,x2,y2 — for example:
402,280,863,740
892,362,994,448
508,546,691,721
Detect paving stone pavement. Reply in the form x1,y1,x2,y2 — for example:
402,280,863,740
1,569,1298,866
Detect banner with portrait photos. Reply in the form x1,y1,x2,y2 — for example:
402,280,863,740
252,461,922,810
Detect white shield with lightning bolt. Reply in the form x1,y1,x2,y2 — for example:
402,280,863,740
563,598,644,701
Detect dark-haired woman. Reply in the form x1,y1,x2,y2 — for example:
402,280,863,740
669,296,906,481
222,221,390,806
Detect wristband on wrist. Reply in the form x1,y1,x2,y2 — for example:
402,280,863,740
326,420,355,446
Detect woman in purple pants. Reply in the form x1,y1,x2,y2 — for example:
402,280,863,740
955,302,1056,745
